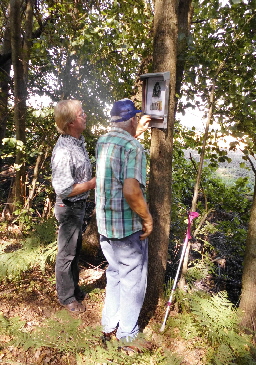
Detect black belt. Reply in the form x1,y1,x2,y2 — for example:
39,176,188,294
61,199,86,207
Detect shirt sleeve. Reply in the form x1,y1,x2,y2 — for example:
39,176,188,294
51,147,74,199
124,145,146,187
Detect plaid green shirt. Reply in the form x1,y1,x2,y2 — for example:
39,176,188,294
96,127,146,239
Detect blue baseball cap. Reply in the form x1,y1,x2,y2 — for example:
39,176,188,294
110,99,141,123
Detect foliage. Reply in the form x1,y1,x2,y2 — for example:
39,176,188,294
164,291,256,365
169,126,252,304
0,218,57,281
26,0,153,119
186,258,215,286
180,0,256,161
12,205,35,231
1,0,154,221
0,310,181,365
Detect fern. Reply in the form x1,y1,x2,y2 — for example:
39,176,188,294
190,291,255,364
80,339,181,365
0,219,57,281
27,310,89,351
189,291,238,345
0,313,31,349
210,343,235,365
0,240,57,280
0,311,178,365
167,291,255,365
186,258,215,285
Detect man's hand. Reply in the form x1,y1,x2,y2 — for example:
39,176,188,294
89,177,96,189
140,214,153,240
135,115,151,138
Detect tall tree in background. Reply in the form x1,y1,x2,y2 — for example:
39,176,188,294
10,0,27,203
143,0,193,314
0,2,11,168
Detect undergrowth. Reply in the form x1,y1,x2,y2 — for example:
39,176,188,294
163,289,256,365
1,289,255,364
0,310,181,365
0,218,57,281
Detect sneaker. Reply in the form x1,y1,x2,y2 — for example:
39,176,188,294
119,337,154,354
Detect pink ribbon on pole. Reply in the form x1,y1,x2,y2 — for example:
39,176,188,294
187,211,200,240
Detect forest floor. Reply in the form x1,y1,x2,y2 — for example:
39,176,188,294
0,235,206,365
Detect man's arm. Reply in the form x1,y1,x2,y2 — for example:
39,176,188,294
68,177,96,197
123,178,153,240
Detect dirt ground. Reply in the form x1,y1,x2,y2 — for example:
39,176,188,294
0,237,207,365
0,258,106,364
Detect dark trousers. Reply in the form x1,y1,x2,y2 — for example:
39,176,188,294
54,199,86,305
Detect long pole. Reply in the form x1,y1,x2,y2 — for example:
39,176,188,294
160,211,199,332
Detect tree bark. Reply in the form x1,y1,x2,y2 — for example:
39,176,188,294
141,0,192,319
150,0,178,286
10,0,33,207
82,209,100,258
239,175,256,333
0,5,11,168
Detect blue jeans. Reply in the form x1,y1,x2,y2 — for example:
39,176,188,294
100,231,148,341
54,198,86,305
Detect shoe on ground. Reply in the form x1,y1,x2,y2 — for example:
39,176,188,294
63,300,86,312
75,290,89,302
101,329,118,348
119,337,154,354
101,329,117,345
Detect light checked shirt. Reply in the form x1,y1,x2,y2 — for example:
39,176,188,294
96,127,146,239
51,134,92,202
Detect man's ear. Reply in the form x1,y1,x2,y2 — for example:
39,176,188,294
131,116,137,125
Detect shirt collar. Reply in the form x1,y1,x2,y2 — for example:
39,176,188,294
61,134,85,146
110,127,133,138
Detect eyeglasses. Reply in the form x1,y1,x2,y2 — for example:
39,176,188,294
78,110,86,118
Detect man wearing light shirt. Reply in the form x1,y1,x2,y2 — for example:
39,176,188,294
51,99,96,312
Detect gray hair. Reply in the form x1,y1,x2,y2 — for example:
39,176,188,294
110,116,133,129
54,100,81,134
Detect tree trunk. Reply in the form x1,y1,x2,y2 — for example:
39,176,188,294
139,1,193,323
25,144,50,210
142,0,192,318
239,175,256,333
82,209,100,258
176,0,193,95
0,6,11,168
10,0,33,208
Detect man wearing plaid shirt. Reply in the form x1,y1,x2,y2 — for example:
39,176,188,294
96,99,153,348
